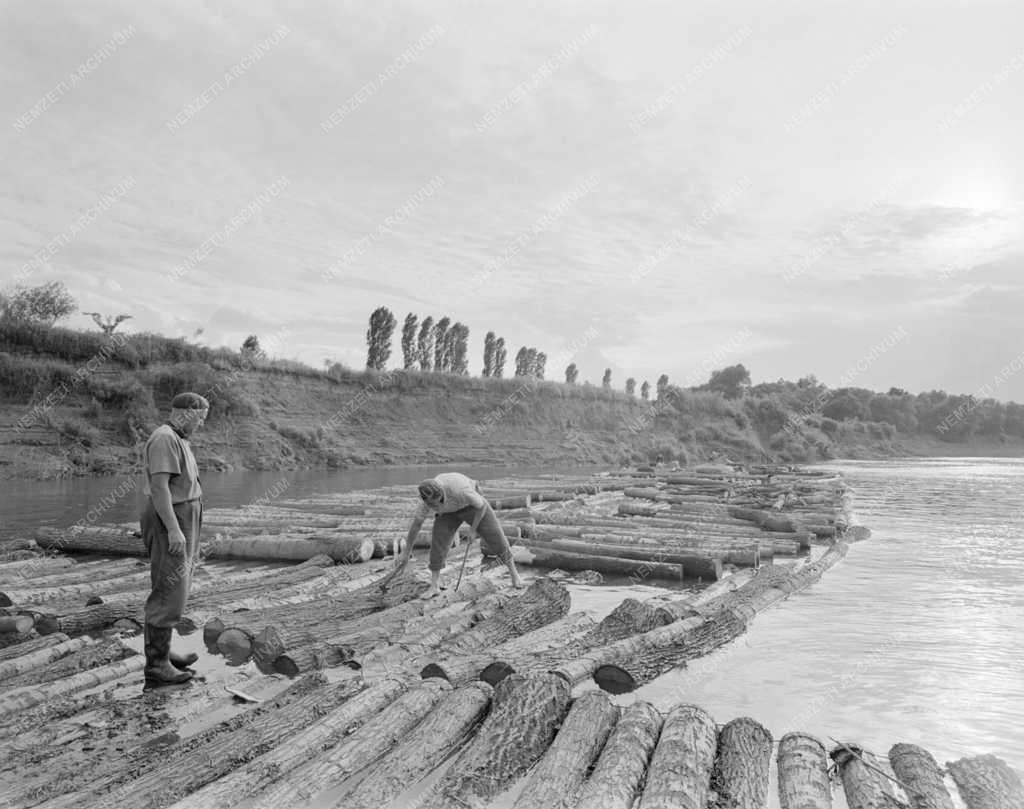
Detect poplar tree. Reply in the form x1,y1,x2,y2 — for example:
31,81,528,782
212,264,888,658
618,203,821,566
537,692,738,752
417,316,434,371
366,306,397,370
401,313,418,369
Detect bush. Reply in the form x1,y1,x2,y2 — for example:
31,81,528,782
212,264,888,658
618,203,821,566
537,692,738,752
152,362,258,417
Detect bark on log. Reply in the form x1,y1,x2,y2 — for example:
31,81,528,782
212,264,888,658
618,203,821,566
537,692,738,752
162,677,406,809
490,494,532,509
251,575,499,669
0,557,141,588
342,681,493,809
272,643,352,677
205,535,374,564
583,543,848,693
710,716,773,809
618,502,670,517
777,733,833,809
421,672,573,809
575,701,664,809
0,569,152,607
439,577,570,656
0,635,95,681
34,526,147,556
0,631,70,663
0,653,145,719
511,545,685,582
423,612,595,685
512,691,620,809
831,744,900,809
2,637,135,688
248,678,451,809
0,556,74,578
638,703,717,809
889,743,954,809
0,614,34,633
653,569,756,622
45,673,366,809
946,754,1024,809
518,537,724,580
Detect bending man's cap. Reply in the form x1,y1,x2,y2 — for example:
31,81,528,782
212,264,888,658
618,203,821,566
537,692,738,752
171,392,210,410
418,479,443,502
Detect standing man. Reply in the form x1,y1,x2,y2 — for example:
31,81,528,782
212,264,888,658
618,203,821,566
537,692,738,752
395,472,525,599
140,392,209,685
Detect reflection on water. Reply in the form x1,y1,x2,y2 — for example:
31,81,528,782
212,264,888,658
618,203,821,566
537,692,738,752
0,463,587,537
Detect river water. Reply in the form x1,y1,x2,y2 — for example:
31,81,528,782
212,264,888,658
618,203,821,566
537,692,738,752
3,457,1023,797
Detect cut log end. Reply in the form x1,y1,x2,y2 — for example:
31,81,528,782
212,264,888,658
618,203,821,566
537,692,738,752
273,656,301,678
216,628,254,665
593,664,638,695
34,614,59,635
479,661,515,686
420,663,449,681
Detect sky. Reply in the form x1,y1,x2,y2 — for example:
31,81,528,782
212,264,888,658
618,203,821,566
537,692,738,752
1,0,1022,399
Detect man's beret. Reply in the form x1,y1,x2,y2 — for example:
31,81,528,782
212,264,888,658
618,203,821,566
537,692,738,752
171,392,210,410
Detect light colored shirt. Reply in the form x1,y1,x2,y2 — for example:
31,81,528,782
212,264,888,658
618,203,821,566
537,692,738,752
143,424,202,503
414,472,486,521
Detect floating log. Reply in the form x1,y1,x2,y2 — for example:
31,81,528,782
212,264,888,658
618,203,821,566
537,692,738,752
776,733,833,809
490,494,532,509
0,635,95,682
0,555,74,578
249,575,498,669
54,673,366,809
422,672,573,809
511,545,685,582
247,679,451,809
639,704,717,809
439,578,570,655
889,743,954,809
205,535,374,564
831,744,901,809
653,568,757,622
618,502,669,518
0,569,152,607
0,614,34,633
34,526,146,556
710,716,773,809
512,691,620,809
343,681,494,809
521,536,726,578
0,557,141,588
2,637,135,689
0,631,70,663
946,754,1024,809
0,652,145,719
583,543,849,693
272,643,352,677
575,701,663,809
163,677,406,809
423,612,595,685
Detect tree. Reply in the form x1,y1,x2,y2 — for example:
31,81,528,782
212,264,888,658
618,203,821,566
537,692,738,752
602,368,612,388
401,313,418,370
482,331,496,377
1,281,76,325
565,363,578,384
417,316,434,371
535,351,547,380
626,377,636,396
656,374,670,401
240,334,263,358
701,364,750,399
434,317,451,371
514,347,530,377
450,322,470,375
493,338,507,378
365,306,397,370
641,380,651,401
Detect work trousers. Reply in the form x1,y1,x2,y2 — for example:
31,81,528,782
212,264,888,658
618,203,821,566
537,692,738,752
141,498,202,627
429,502,512,572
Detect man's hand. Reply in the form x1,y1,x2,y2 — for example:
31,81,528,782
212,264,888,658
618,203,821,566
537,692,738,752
166,527,187,556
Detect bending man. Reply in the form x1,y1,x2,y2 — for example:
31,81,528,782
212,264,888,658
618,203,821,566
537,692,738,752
397,472,525,599
139,391,209,685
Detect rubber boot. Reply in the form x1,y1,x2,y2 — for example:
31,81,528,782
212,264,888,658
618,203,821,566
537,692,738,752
144,625,193,685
